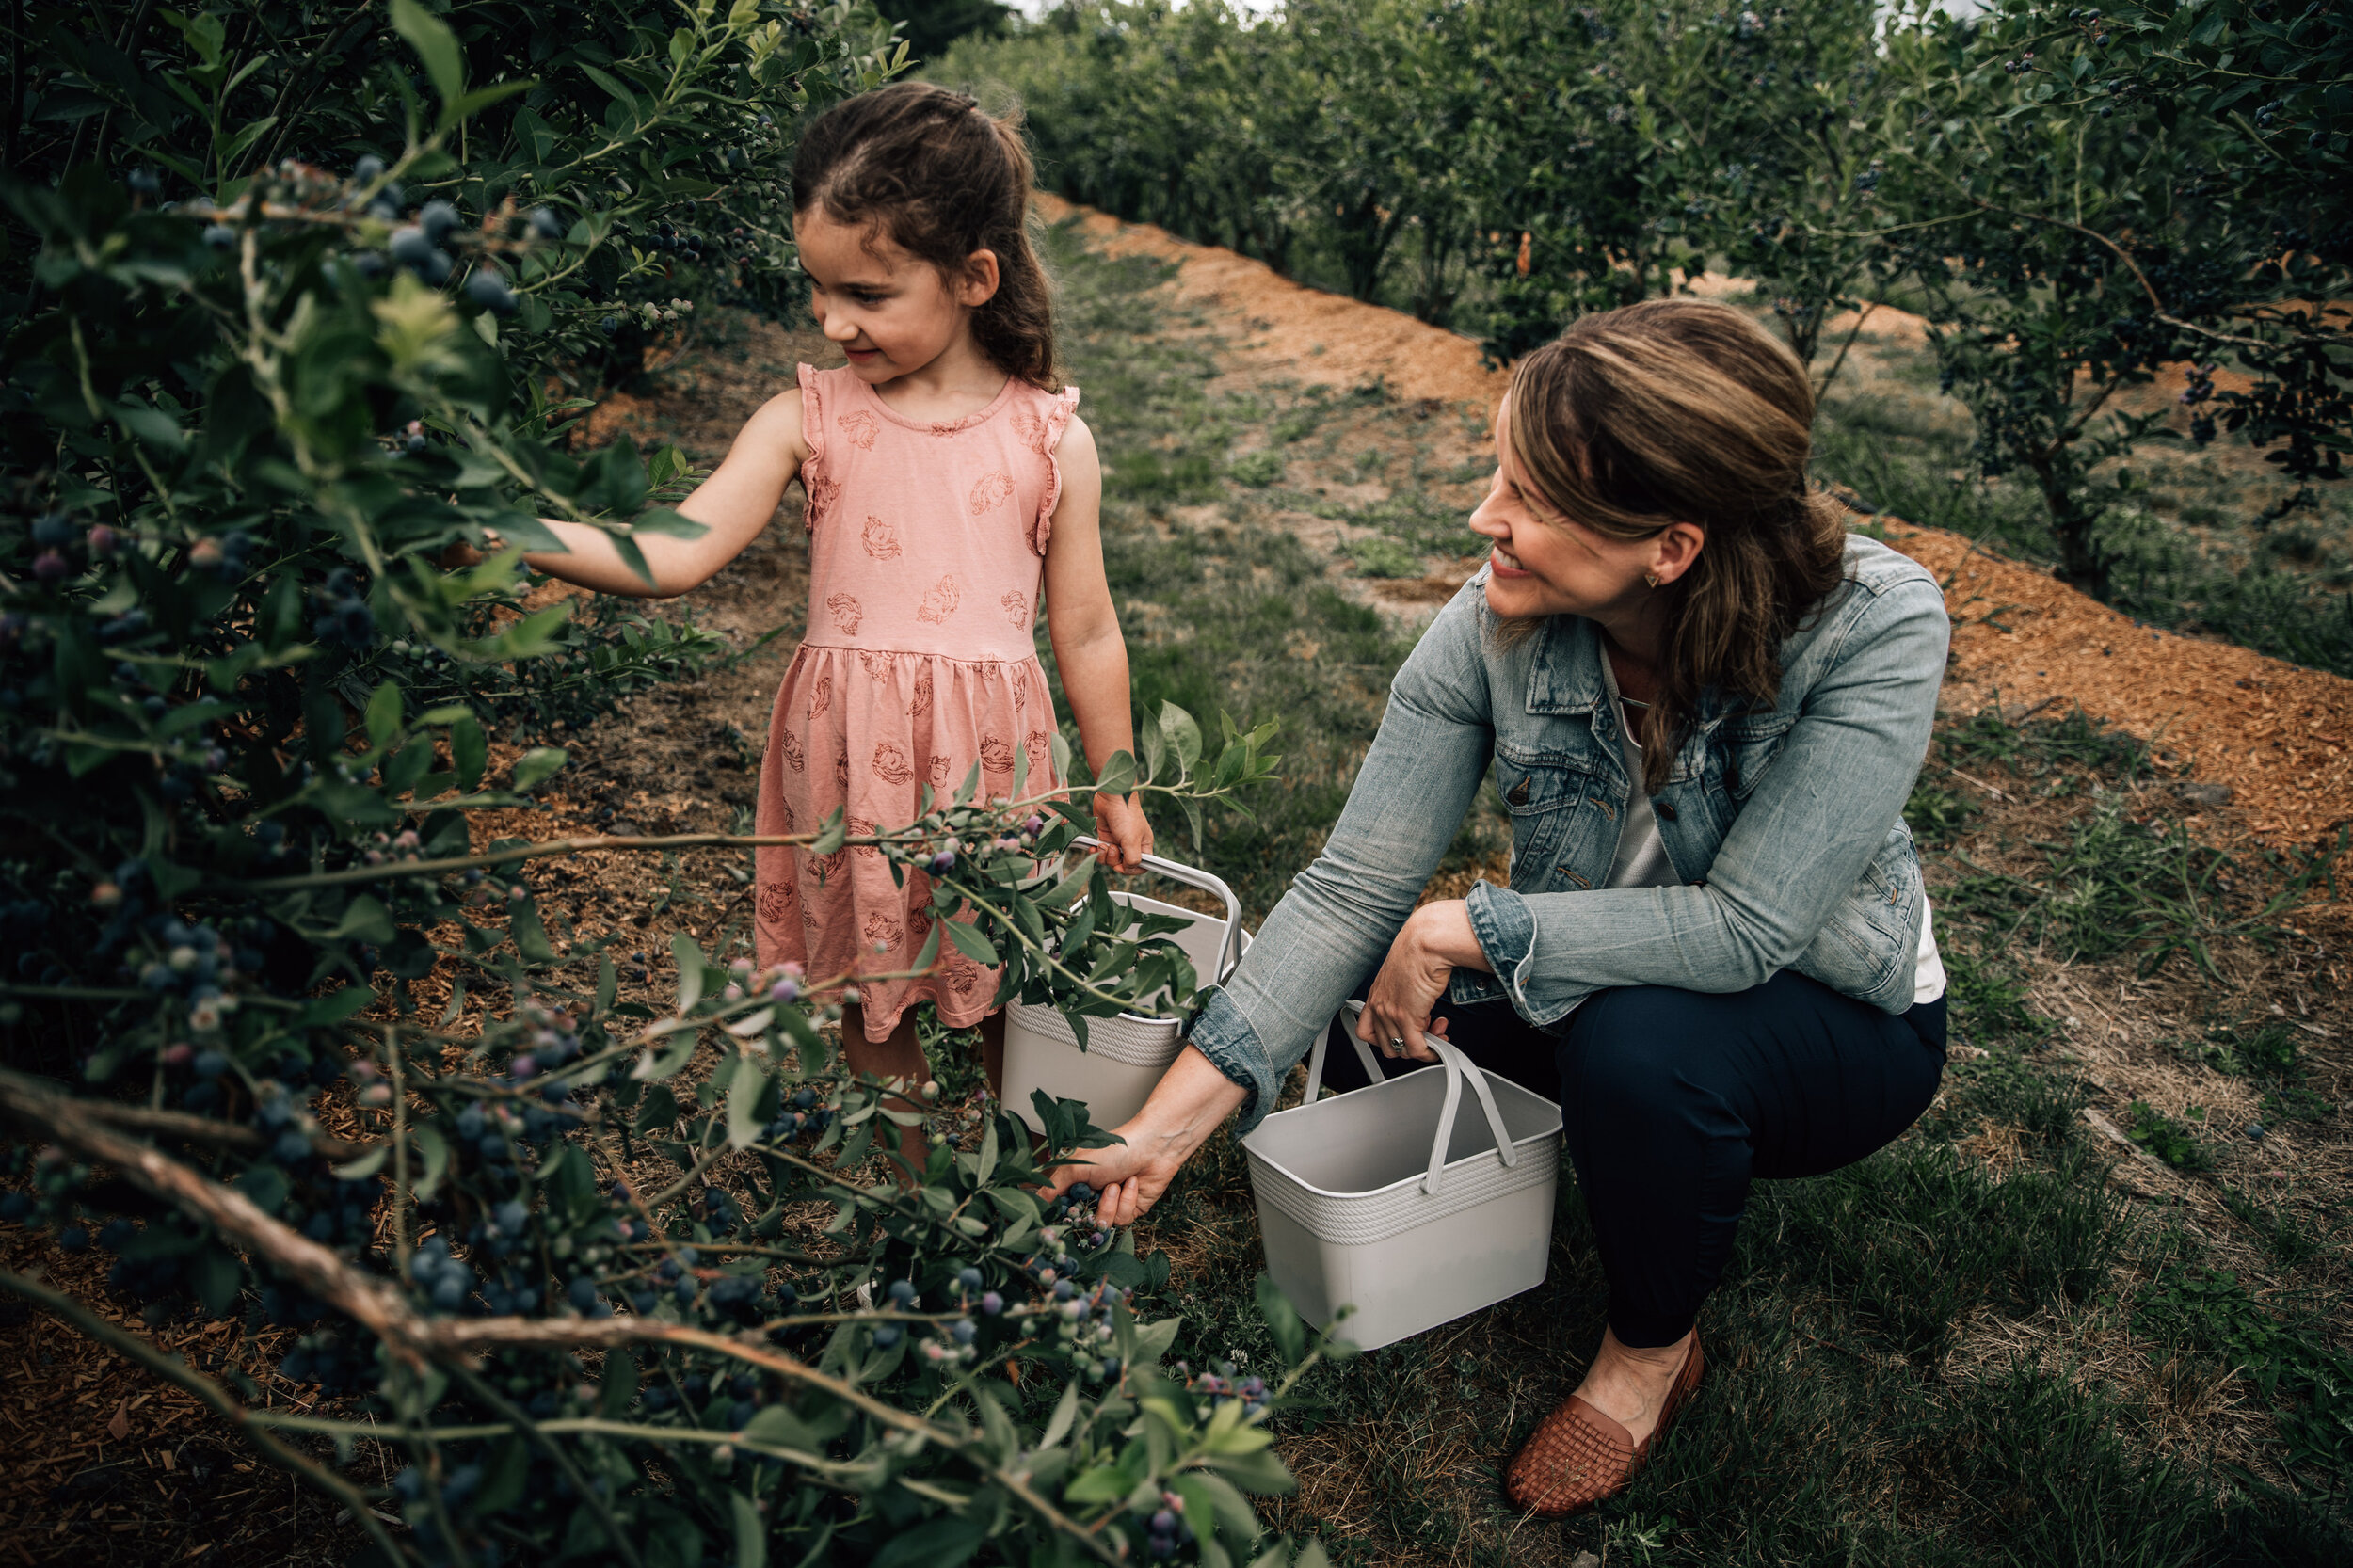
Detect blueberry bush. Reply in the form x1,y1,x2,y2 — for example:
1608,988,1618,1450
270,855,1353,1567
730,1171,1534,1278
0,4,1336,1565
944,0,2349,610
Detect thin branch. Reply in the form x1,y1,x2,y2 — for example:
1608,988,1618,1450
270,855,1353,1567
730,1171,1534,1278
0,1267,405,1565
64,1095,372,1162
441,1361,647,1568
429,1318,1120,1563
0,1066,432,1368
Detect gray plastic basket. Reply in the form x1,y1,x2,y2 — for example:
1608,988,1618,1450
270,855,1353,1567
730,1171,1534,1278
1241,1003,1562,1352
1000,840,1248,1134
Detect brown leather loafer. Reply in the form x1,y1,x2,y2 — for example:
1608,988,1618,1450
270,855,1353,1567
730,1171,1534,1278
1504,1337,1705,1518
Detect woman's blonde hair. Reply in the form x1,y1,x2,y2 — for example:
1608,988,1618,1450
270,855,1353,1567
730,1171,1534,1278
1504,297,1847,790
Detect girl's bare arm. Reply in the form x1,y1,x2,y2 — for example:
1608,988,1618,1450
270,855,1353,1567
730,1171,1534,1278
482,391,810,598
1039,417,1154,871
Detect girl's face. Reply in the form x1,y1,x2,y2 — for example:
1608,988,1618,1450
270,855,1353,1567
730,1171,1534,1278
1468,397,1702,625
794,206,999,384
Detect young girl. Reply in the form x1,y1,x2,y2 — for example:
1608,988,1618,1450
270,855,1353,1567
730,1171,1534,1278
471,82,1152,1108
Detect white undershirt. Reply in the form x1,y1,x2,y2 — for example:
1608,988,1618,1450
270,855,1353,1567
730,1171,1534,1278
1606,708,1945,1006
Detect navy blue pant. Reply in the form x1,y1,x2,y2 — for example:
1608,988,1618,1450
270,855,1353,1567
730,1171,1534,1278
1318,970,1947,1348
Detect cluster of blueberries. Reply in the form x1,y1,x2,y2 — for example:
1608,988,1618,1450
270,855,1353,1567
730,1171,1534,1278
410,1234,484,1313
24,508,103,588
1131,1492,1197,1560
761,1084,835,1144
1185,1361,1273,1417
311,567,376,650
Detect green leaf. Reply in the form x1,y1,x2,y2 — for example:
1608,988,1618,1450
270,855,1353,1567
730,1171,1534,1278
512,747,568,792
413,1123,452,1199
672,932,707,1012
190,1242,242,1317
726,1056,770,1149
332,895,395,945
1040,1377,1082,1448
1159,701,1203,774
811,809,847,856
450,712,488,792
510,902,557,964
944,919,1000,968
1093,749,1137,799
1257,1272,1305,1367
1062,1462,1137,1504
392,0,466,107
728,1489,766,1568
331,1146,390,1180
600,1351,639,1417
365,680,403,750
871,1518,984,1568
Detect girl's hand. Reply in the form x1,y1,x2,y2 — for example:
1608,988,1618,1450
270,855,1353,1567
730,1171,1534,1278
439,539,488,570
1359,900,1480,1064
1089,792,1154,873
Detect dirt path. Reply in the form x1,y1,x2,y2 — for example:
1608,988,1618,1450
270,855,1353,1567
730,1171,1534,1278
1038,196,2353,856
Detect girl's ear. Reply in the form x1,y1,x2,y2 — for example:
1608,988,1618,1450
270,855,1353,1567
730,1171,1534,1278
955,248,1001,309
1649,521,1706,587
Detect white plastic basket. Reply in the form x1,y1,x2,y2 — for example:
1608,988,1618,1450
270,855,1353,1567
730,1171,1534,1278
1000,840,1249,1135
1241,1002,1563,1352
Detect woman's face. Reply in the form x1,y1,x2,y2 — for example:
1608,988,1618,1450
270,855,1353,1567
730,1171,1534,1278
1467,398,1701,626
795,206,998,384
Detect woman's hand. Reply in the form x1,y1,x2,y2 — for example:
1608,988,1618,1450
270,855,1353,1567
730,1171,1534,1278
439,538,489,570
1089,792,1154,874
1358,900,1485,1064
1042,1045,1243,1226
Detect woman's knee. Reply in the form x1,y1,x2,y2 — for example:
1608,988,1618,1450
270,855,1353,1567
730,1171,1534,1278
1557,987,1725,1113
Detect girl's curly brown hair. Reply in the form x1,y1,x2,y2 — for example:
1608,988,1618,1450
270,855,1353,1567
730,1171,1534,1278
791,82,1059,391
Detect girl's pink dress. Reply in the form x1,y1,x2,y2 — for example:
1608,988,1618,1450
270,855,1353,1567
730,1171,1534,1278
755,364,1079,1041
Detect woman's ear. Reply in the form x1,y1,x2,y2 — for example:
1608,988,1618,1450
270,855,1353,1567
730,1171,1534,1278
1649,521,1706,586
956,248,1001,308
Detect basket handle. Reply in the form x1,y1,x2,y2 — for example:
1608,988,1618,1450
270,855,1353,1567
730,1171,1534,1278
1320,1003,1517,1197
1064,836,1245,984
1305,1000,1389,1102
1420,1037,1517,1197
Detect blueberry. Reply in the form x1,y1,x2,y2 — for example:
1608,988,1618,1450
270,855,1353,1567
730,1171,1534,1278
528,206,566,242
979,1290,1003,1316
353,154,387,185
951,1319,976,1345
465,267,518,315
431,1274,467,1311
675,1275,697,1304
418,200,460,245
955,1267,984,1291
872,1323,902,1348
128,168,159,196
886,1279,917,1307
59,1224,90,1252
1054,1279,1074,1301
203,224,237,248
30,512,73,548
568,1275,599,1310
274,1129,311,1163
600,314,620,338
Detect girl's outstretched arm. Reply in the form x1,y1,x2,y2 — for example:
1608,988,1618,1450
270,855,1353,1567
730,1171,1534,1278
1040,416,1154,873
462,391,810,598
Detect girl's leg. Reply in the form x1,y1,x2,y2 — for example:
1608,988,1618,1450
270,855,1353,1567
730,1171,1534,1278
839,1000,931,1176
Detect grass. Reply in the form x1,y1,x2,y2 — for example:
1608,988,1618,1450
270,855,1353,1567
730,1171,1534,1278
1016,221,2353,1562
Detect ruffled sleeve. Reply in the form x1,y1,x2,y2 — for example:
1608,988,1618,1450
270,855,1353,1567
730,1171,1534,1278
795,363,829,536
1029,386,1081,556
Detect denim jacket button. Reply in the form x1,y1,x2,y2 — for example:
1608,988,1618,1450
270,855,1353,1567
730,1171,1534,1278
1654,799,1678,822
1506,776,1530,807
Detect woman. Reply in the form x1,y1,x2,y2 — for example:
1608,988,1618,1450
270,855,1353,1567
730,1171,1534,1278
1048,297,1951,1516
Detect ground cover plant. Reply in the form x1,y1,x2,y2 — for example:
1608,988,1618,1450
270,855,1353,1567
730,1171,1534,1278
943,0,2353,672
0,5,1340,1566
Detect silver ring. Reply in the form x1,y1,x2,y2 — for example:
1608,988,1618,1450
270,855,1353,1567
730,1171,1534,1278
1389,1036,1406,1051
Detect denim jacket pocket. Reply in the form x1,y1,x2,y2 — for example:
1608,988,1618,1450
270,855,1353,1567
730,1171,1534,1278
1494,741,1600,876
1713,712,1798,803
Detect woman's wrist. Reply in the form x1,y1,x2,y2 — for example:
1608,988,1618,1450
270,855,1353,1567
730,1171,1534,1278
1406,899,1489,973
1128,1046,1246,1165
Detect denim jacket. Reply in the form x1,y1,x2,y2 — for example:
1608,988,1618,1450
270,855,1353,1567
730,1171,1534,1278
1190,534,1950,1134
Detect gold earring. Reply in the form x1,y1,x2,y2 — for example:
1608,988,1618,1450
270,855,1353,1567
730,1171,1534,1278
1643,570,1661,589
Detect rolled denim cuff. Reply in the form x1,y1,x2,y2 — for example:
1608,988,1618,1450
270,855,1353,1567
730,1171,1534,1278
1184,985,1279,1136
1464,878,1542,1025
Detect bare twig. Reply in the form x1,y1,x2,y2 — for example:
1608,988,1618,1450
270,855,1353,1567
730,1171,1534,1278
66,1096,373,1162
